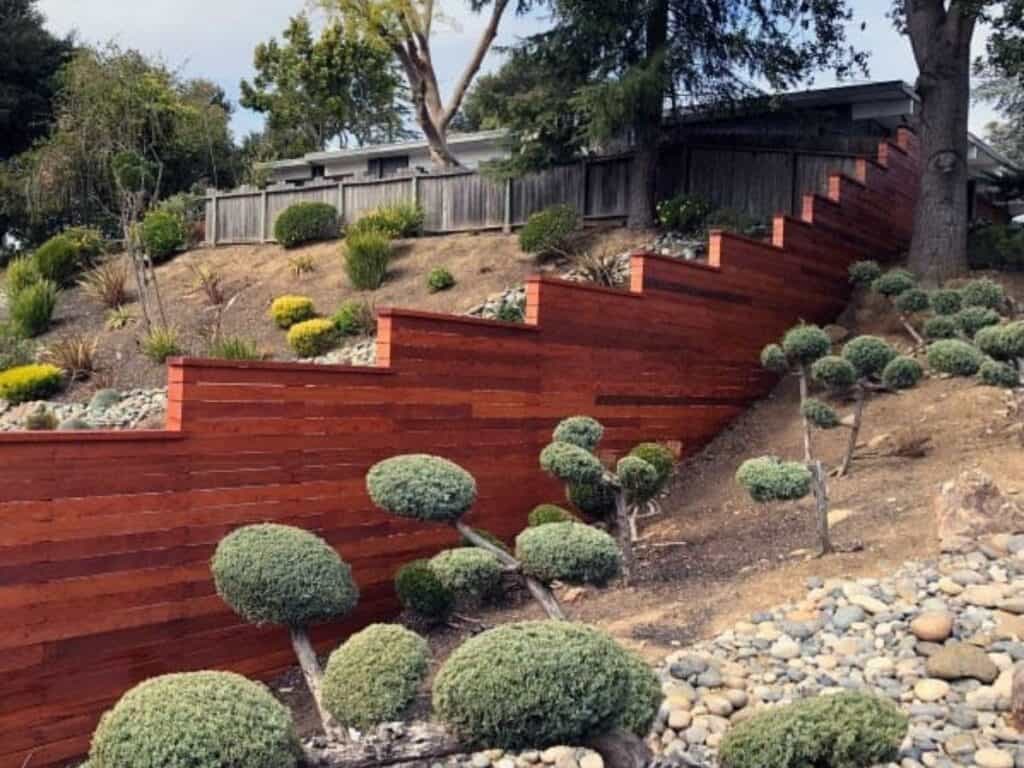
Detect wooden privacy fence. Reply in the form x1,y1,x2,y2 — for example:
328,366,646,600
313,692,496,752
205,143,865,245
1,130,919,768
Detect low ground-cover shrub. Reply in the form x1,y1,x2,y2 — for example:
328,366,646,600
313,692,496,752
208,336,262,361
427,266,455,293
141,209,186,263
287,318,337,357
980,359,1020,388
515,521,620,585
9,279,58,337
656,193,712,233
270,295,316,328
923,315,958,340
528,503,577,527
394,559,454,622
929,289,962,316
344,230,391,289
348,202,424,239
956,306,1001,337
274,202,338,248
736,457,813,502
961,277,1005,310
519,204,578,257
333,299,375,336
429,548,503,604
87,671,301,768
927,338,984,376
881,355,923,390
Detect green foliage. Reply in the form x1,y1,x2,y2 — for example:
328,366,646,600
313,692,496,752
567,479,617,517
0,323,35,372
212,524,357,628
616,651,663,736
274,202,338,248
894,288,929,314
760,343,788,373
349,203,425,239
367,454,477,522
333,298,375,335
655,193,712,233
269,295,316,328
842,335,897,379
528,504,577,526
782,324,831,366
287,318,338,357
628,442,674,488
429,548,503,603
0,363,63,403
801,398,840,429
540,441,605,485
394,560,454,621
847,260,881,287
736,457,812,503
705,207,764,237
552,415,604,451
432,621,640,749
4,254,40,295
33,233,83,285
23,403,58,430
518,204,578,257
9,279,57,336
496,297,526,323
208,336,263,361
616,455,660,502
344,229,391,289
960,277,1005,310
718,691,907,768
956,306,1001,337
881,356,923,390
975,321,1024,361
322,623,429,728
140,209,186,263
811,355,857,391
980,360,1020,388
156,193,206,246
929,289,963,316
88,671,301,768
968,224,1024,271
872,268,915,297
141,326,182,363
927,339,985,377
427,266,455,293
515,521,621,585
924,315,958,340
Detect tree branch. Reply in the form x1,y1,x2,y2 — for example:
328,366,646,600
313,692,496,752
441,0,511,129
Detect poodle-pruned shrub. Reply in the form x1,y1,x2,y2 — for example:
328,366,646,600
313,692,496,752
87,671,301,768
274,202,338,248
781,324,831,365
429,548,503,604
528,504,578,527
894,288,930,316
980,359,1020,388
960,277,1005,310
843,335,897,379
851,262,924,344
367,454,477,522
927,339,985,377
394,559,454,622
847,260,882,287
924,315,958,340
956,306,1001,337
974,321,1024,387
567,478,618,517
881,356,923,390
929,289,962,316
322,623,429,729
515,522,621,585
616,649,663,736
736,457,813,503
801,398,840,429
433,621,658,749
628,442,675,488
718,691,907,768
552,414,604,451
871,268,915,298
540,441,605,485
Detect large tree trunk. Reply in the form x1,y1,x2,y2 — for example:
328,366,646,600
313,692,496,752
905,2,976,285
626,0,668,229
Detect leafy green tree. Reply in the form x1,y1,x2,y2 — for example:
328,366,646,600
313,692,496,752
240,14,410,159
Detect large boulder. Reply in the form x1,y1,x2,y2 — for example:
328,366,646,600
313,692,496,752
926,642,999,683
935,470,1024,552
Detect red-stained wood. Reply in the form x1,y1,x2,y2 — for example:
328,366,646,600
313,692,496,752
0,128,920,767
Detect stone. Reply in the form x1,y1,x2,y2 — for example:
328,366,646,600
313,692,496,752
849,593,889,614
541,747,573,765
976,748,1015,768
1000,599,1024,615
472,755,492,768
703,695,733,717
914,679,951,702
997,612,1024,640
943,732,975,757
88,388,123,413
579,755,604,768
962,585,1007,608
911,612,955,642
833,605,866,629
668,709,692,730
926,642,999,683
935,470,1024,551
771,637,801,660
684,725,707,745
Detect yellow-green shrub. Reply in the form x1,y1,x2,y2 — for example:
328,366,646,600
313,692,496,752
269,295,315,328
287,318,337,357
0,363,64,403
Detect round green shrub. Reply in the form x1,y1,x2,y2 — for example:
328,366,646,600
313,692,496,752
9,278,58,337
848,260,881,287
429,548,503,603
62,226,105,263
760,343,788,373
433,621,636,749
957,306,1001,337
540,441,604,485
801,398,839,429
274,202,338,248
736,457,812,503
927,339,985,376
333,299,374,336
960,277,1005,310
979,359,1020,388
975,321,1024,363
518,204,578,257
628,442,674,487
322,623,429,729
347,203,424,239
88,671,301,768
344,229,391,290
929,289,962,316
33,234,81,285
811,355,857,390
872,268,915,297
528,504,578,527
718,691,908,768
924,315,958,340
881,355,923,390
211,523,358,627
0,363,64,403
4,254,40,295
552,415,604,451
616,650,663,736
427,266,455,293
567,479,617,517
894,288,929,314
287,318,338,357
842,335,897,378
616,455,660,502
140,209,186,263
394,559,454,621
0,322,35,371
367,454,477,522
269,295,315,328
781,324,831,365
516,521,620,585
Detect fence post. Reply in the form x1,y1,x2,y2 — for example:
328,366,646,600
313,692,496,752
337,181,345,228
260,190,268,243
580,158,589,219
411,172,419,207
503,177,513,233
209,192,218,246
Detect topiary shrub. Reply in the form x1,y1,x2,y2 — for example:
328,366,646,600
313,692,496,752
4,254,40,296
872,268,915,297
894,288,929,315
924,315,958,340
9,278,58,337
927,339,984,376
781,324,831,365
394,559,454,622
274,202,338,248
269,295,315,328
616,456,660,503
367,454,477,522
842,335,897,378
528,503,578,527
810,355,857,391
432,621,640,749
0,363,63,403
718,691,907,768
333,298,375,336
956,306,1001,337
881,355,923,390
519,204,578,257
760,343,788,373
616,650,663,736
960,277,1005,310
628,442,675,487
847,259,881,287
540,441,604,485
980,359,1020,388
344,229,391,289
140,209,186,263
88,671,301,768
515,521,621,585
552,414,604,450
426,266,455,293
567,478,617,517
287,318,338,357
801,398,839,429
975,321,1024,362
736,457,812,502
429,548,503,603
930,289,962,316
32,233,81,285
322,623,429,729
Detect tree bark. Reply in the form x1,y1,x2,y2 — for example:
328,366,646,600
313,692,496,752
290,628,347,743
613,488,635,586
837,384,866,478
626,0,668,228
797,366,813,463
809,460,832,555
905,1,977,285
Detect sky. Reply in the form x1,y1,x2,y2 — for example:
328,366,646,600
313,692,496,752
37,0,1002,143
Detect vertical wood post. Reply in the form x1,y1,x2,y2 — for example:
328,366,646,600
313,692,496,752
209,192,218,246
580,158,589,220
337,181,345,228
503,177,513,234
411,173,419,208
259,190,268,243
789,151,800,217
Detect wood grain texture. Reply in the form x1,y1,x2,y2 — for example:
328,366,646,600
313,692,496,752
0,129,920,767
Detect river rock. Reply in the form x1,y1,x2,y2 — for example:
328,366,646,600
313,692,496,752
926,642,999,683
911,612,955,642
